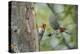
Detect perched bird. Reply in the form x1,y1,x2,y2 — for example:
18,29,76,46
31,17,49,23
38,23,46,41
49,14,66,33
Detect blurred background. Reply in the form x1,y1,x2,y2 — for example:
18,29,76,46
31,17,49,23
34,3,78,51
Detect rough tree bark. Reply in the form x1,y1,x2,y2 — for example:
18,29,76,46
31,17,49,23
9,1,39,53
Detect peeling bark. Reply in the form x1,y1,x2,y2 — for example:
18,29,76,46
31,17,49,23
9,1,39,53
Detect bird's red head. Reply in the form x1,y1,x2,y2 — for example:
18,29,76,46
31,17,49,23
41,23,46,29
59,27,65,32
42,23,46,29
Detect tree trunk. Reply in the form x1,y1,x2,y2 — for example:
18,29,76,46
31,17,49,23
9,1,39,53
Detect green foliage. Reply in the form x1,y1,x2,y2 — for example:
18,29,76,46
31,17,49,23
35,3,77,50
